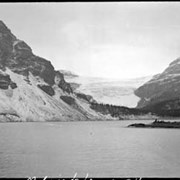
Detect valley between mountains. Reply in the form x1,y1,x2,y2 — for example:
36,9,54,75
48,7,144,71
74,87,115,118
0,20,180,122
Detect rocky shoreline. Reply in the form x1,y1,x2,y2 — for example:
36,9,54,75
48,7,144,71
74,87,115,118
128,120,180,128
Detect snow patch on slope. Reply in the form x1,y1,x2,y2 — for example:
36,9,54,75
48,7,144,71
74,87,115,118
0,69,107,122
0,67,152,122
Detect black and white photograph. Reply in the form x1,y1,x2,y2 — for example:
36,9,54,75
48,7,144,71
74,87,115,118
0,2,180,178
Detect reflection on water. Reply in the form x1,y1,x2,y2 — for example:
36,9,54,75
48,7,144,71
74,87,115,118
0,120,180,177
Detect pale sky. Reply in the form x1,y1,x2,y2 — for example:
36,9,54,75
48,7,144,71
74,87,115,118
1,2,180,79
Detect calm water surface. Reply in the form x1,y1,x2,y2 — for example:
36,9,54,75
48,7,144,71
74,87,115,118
0,120,180,177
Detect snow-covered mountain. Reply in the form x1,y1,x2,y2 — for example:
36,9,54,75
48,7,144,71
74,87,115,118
59,70,78,78
0,20,109,122
60,70,152,108
135,57,180,115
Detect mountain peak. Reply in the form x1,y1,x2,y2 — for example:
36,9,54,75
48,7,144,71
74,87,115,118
59,69,78,78
0,20,106,122
135,56,180,113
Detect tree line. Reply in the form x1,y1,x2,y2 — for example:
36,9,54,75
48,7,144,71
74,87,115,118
90,102,148,118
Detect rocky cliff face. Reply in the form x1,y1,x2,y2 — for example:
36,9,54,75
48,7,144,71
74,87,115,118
0,21,71,90
0,20,107,122
135,57,180,114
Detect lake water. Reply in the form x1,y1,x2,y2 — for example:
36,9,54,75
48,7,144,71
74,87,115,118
0,120,180,178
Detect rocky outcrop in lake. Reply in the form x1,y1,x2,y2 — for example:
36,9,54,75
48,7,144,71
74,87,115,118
128,120,180,128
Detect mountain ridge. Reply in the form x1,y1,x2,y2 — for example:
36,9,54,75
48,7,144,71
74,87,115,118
0,20,109,122
135,57,180,116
